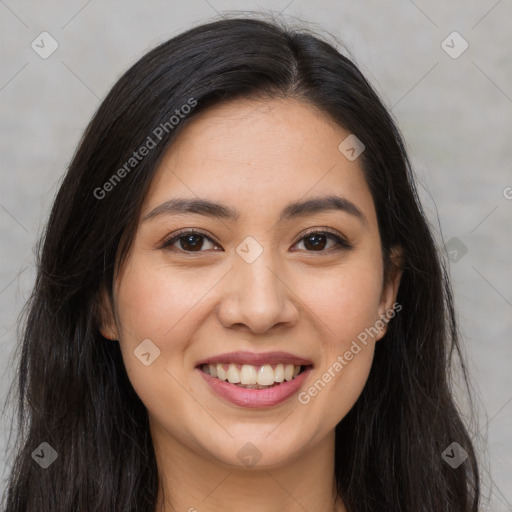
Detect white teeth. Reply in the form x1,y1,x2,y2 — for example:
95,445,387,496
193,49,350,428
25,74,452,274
257,365,275,386
274,363,284,382
202,362,305,385
227,364,241,384
240,364,258,384
217,364,227,381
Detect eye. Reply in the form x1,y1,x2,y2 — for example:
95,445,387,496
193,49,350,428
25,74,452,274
160,228,351,254
161,229,221,253
292,229,352,253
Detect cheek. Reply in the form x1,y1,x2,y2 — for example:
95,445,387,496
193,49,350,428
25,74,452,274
115,258,215,347
293,257,383,421
112,261,206,433
112,259,202,395
299,257,384,341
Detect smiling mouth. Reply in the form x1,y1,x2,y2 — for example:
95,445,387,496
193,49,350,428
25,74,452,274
200,363,311,389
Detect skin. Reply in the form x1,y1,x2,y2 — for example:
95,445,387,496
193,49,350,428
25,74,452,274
98,97,403,512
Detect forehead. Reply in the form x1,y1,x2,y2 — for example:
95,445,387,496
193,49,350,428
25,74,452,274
143,97,376,225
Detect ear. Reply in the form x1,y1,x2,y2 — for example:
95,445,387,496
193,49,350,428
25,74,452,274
375,245,404,342
94,283,119,341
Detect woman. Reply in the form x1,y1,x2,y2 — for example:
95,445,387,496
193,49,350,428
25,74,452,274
1,15,480,512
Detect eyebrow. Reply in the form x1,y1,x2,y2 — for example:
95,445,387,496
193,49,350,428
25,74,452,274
143,195,367,226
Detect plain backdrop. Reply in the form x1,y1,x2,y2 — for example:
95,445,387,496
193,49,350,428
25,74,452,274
1,0,511,509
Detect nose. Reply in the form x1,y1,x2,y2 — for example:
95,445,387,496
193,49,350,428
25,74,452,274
216,244,300,334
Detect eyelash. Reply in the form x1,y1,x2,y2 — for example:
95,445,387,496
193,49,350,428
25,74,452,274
160,228,352,254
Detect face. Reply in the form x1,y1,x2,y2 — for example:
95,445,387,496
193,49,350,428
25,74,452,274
99,97,402,469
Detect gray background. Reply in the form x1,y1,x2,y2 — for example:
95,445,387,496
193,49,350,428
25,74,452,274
1,0,511,509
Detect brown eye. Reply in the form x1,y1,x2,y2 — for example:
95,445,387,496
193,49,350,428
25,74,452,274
161,230,221,252
293,230,351,252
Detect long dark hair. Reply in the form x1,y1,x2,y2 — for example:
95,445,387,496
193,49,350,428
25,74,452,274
1,14,480,511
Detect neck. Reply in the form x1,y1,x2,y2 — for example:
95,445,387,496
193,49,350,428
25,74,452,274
152,424,345,512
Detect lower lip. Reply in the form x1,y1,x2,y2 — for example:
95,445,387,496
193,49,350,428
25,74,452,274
197,367,312,408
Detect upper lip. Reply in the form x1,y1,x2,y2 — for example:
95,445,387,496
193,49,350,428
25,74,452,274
196,351,314,367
